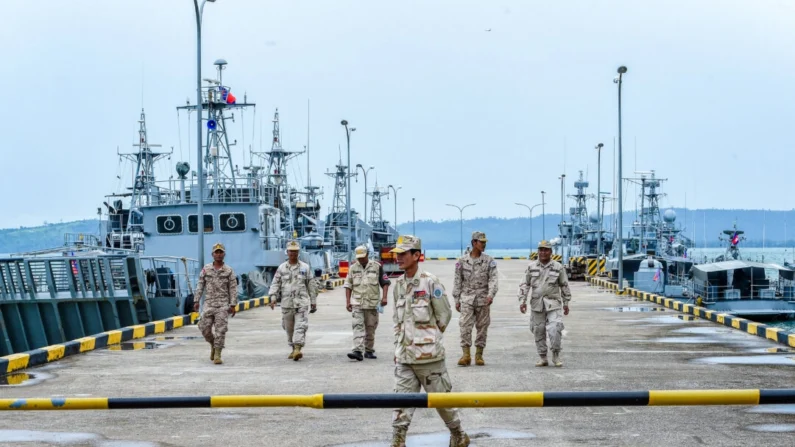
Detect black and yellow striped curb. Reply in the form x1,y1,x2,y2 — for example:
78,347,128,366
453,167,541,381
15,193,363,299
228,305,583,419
0,297,272,375
2,389,794,410
588,277,795,348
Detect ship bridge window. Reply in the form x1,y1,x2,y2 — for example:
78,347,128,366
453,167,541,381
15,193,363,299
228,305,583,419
220,212,246,232
156,215,183,235
188,214,214,233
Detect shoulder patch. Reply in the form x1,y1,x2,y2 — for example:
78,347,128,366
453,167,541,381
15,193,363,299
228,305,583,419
490,260,497,267
455,262,461,269
433,286,443,298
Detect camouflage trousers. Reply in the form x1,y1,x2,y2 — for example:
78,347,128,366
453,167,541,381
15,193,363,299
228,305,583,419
531,308,564,356
392,360,461,431
458,302,490,348
282,306,309,347
199,306,229,350
351,308,379,353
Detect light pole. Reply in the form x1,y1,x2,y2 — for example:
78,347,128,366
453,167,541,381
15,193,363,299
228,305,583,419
595,143,604,257
615,65,627,292
192,0,216,268
446,203,476,257
412,198,416,235
559,174,567,264
355,164,374,223
515,202,545,255
388,185,401,231
541,191,546,240
341,120,356,260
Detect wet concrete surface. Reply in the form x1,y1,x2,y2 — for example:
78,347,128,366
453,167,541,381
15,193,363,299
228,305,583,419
1,260,795,446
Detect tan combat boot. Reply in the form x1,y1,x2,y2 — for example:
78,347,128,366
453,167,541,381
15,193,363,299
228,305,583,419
390,428,407,447
287,347,296,360
213,349,223,365
457,347,471,366
535,356,548,367
552,351,562,367
475,347,485,366
210,346,215,361
449,426,471,447
292,345,303,361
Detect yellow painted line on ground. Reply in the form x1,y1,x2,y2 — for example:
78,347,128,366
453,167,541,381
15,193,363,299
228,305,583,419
649,390,759,406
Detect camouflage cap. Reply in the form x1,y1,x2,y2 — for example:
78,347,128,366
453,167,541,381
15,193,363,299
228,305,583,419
286,240,301,251
471,231,487,242
390,235,421,253
538,240,552,249
354,245,368,259
212,242,225,253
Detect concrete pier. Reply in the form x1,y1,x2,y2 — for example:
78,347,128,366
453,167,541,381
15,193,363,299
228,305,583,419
2,260,794,446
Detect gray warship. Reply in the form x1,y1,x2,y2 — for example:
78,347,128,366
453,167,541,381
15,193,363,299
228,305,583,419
631,223,795,321
556,171,614,279
103,60,334,299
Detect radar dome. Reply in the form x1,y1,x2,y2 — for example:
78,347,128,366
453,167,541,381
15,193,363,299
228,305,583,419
663,209,677,223
176,162,190,179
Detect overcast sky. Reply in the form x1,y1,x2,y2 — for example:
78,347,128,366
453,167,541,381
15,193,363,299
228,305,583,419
2,0,794,229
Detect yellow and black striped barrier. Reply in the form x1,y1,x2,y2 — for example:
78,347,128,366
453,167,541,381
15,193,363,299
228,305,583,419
588,277,795,348
2,389,794,411
0,296,273,375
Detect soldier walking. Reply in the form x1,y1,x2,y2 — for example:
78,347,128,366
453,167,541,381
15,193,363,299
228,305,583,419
453,231,498,366
268,240,318,361
390,235,470,447
193,243,238,365
517,240,572,367
345,245,390,361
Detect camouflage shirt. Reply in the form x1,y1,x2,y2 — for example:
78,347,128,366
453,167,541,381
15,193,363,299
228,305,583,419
345,260,390,309
452,253,498,306
268,261,318,308
518,260,572,312
392,269,452,364
195,263,238,308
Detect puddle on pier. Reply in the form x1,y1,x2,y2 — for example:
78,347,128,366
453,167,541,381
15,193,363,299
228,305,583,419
747,404,795,415
748,347,795,354
330,428,535,446
621,315,700,325
745,424,795,433
106,341,169,351
652,336,723,344
692,355,795,366
151,336,201,341
605,307,666,312
0,430,160,446
0,372,53,387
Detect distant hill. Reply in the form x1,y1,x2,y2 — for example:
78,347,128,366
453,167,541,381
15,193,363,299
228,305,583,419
0,220,100,254
2,208,795,253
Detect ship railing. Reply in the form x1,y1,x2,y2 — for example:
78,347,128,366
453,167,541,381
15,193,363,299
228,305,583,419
138,256,198,301
142,178,264,206
693,281,784,303
0,254,142,302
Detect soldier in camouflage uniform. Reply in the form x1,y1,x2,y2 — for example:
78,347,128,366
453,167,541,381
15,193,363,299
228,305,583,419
390,235,470,447
193,243,238,365
345,245,390,361
518,240,572,367
453,231,498,366
268,240,318,361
